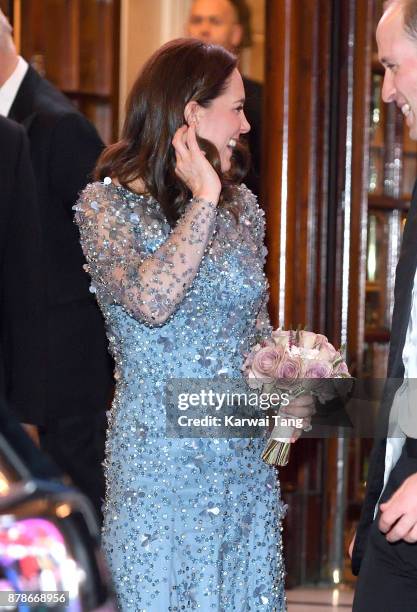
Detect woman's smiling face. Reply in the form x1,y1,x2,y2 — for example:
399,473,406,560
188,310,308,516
195,68,250,172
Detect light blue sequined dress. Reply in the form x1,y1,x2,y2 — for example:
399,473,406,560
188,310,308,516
74,180,286,611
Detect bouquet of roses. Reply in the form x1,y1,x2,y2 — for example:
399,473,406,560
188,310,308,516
242,329,351,466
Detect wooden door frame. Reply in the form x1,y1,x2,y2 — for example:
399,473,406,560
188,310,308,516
263,0,372,584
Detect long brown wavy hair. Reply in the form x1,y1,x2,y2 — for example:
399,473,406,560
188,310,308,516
95,38,249,226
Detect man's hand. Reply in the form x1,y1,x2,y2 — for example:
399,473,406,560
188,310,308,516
379,472,417,542
348,532,356,559
21,423,40,447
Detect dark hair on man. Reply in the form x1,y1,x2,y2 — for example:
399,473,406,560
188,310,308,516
229,0,253,48
95,38,249,226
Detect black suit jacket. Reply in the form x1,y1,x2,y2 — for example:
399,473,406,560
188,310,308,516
0,117,44,424
0,398,62,480
352,181,417,575
242,76,262,197
8,66,113,423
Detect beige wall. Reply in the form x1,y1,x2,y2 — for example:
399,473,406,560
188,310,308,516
119,0,265,131
119,0,192,130
241,0,265,83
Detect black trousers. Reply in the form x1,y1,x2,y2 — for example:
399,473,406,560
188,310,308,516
39,411,107,523
353,445,417,611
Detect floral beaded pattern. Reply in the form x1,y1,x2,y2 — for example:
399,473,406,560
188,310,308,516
74,179,286,611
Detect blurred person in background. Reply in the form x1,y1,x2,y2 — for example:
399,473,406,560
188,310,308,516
0,10,114,522
187,0,263,196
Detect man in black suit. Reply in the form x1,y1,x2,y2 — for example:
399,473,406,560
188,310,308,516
0,116,44,435
0,11,114,520
352,2,417,609
187,0,262,196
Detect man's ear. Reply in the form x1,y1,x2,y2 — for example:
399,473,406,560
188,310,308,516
184,100,203,126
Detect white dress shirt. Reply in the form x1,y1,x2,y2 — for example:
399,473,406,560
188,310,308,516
0,56,28,117
374,267,417,517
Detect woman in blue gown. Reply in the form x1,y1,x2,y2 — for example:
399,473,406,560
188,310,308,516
75,38,287,611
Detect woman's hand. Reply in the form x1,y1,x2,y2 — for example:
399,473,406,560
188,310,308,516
172,124,221,203
280,394,316,442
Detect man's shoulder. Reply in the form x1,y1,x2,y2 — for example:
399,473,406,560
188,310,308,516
16,68,91,131
33,77,77,116
31,102,92,135
32,87,87,131
27,87,101,151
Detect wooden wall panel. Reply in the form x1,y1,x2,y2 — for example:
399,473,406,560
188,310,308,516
264,0,370,360
79,0,114,94
264,0,332,334
18,0,120,142
263,0,334,586
347,3,373,375
264,0,372,585
325,0,372,372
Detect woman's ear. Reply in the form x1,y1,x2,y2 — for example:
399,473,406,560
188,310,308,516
184,100,203,127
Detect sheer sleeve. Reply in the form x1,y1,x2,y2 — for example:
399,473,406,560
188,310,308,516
74,181,217,327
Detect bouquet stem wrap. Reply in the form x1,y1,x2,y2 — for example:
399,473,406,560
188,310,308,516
261,436,292,466
262,388,304,466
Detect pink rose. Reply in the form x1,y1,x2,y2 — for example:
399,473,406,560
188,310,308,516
302,360,335,399
303,359,333,379
275,354,302,381
271,328,291,348
250,345,284,382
